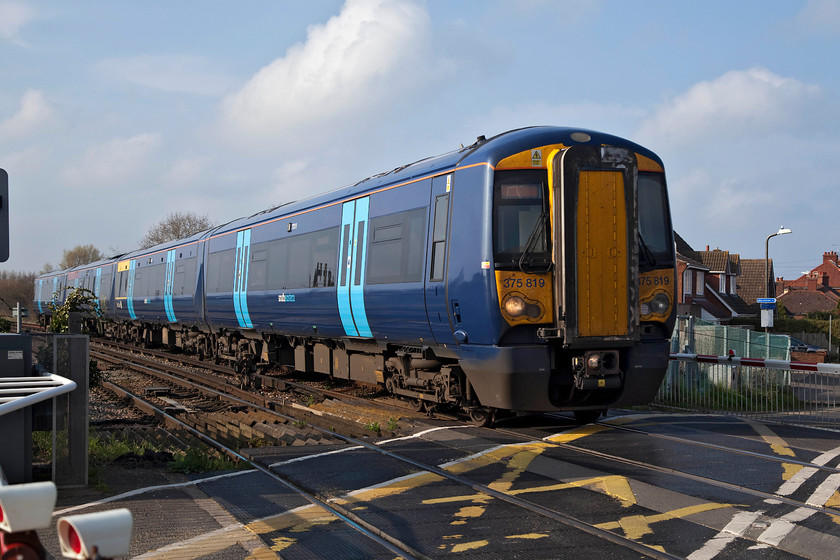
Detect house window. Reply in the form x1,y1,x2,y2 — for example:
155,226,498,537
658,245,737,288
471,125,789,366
730,275,736,294
696,271,704,296
719,274,726,293
683,269,692,295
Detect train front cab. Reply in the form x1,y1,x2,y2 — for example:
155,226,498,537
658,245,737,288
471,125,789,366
464,140,675,413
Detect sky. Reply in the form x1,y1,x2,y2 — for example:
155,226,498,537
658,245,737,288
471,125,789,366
1,0,838,280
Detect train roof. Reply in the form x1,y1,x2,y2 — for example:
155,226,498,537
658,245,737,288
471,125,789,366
209,126,662,237
36,126,663,275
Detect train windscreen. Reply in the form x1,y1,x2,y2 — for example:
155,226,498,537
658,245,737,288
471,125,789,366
493,169,550,270
638,171,673,266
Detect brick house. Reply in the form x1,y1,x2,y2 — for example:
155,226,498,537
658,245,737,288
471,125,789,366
777,251,840,318
675,233,753,323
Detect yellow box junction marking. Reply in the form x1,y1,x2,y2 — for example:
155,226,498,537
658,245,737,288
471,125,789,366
146,421,732,558
596,503,732,540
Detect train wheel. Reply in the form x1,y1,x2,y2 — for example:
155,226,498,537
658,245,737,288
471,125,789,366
468,407,495,427
410,398,426,412
573,410,602,424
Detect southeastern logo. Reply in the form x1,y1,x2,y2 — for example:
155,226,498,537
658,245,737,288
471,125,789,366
278,293,296,303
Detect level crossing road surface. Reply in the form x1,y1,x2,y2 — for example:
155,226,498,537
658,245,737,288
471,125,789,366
38,411,840,559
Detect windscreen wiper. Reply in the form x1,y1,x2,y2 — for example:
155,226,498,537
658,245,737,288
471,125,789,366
639,233,657,267
518,212,551,273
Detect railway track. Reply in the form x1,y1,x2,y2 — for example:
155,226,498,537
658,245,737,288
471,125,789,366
92,343,681,559
87,343,840,557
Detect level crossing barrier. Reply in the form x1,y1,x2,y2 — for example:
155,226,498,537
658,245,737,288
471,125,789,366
657,351,840,431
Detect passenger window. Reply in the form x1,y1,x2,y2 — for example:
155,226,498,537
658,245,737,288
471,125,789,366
430,194,449,281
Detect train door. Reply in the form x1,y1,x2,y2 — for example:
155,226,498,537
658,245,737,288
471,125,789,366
549,145,639,347
164,249,177,323
425,174,455,344
126,259,138,320
337,197,373,338
94,268,102,313
233,230,254,328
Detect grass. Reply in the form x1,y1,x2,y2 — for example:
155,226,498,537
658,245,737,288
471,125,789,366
34,429,246,490
169,446,244,474
658,380,800,412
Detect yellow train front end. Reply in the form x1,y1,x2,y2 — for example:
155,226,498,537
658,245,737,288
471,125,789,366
491,137,675,413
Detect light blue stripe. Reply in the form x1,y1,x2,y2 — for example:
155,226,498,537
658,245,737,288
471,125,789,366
94,268,102,314
127,260,137,320
337,202,358,336
239,230,253,328
349,197,372,337
164,250,176,322
233,230,253,328
233,231,244,326
37,280,43,313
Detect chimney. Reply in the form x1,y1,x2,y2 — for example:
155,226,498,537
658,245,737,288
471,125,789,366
706,245,710,251
824,251,838,264
823,273,830,288
807,277,818,291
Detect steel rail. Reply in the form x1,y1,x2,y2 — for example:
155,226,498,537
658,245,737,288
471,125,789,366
522,415,840,519
595,419,840,475
104,381,428,560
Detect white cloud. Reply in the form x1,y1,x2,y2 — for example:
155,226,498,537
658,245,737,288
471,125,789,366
222,0,433,144
637,67,821,146
162,156,211,186
0,145,51,174
95,55,234,96
0,1,36,44
792,0,840,37
61,133,162,187
0,90,56,142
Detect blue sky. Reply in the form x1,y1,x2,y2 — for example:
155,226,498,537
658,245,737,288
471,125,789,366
1,0,838,279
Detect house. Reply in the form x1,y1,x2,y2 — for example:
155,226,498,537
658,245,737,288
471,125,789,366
776,251,840,318
674,233,753,323
737,259,776,313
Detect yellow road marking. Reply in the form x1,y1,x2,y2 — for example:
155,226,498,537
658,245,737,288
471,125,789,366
782,462,804,481
506,533,549,540
596,503,732,539
744,418,796,457
451,540,489,552
508,475,637,508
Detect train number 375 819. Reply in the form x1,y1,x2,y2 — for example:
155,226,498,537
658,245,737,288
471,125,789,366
502,277,546,289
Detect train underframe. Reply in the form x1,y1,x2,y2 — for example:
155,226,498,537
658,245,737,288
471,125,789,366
91,318,668,427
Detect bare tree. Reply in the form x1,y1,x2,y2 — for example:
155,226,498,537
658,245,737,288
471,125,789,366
59,244,103,269
0,270,36,313
140,212,213,249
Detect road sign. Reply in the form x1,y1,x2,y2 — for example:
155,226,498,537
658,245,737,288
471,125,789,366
757,298,777,304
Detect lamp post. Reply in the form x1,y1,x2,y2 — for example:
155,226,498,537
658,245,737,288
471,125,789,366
764,226,792,333
765,226,792,299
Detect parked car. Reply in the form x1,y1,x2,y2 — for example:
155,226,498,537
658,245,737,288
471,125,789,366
789,337,824,353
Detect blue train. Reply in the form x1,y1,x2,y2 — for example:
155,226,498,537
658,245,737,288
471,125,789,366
35,127,676,424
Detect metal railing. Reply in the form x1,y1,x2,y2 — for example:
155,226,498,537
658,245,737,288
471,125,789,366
655,316,840,430
0,375,77,416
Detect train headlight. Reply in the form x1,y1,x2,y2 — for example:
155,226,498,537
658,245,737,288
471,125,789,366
641,291,671,317
504,296,527,317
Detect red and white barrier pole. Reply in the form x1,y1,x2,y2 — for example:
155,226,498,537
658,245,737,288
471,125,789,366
670,353,840,375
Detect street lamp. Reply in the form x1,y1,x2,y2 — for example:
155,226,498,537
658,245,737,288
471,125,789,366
765,226,792,299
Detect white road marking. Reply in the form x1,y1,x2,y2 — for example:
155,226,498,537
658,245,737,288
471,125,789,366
686,510,763,560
